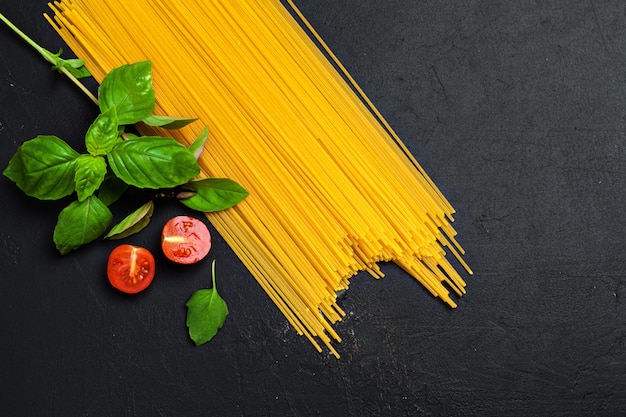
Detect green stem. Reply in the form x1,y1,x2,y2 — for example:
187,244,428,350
211,260,217,290
0,12,48,59
0,11,97,104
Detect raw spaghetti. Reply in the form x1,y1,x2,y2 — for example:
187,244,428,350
45,0,472,358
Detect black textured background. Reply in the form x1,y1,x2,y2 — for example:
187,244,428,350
2,1,626,416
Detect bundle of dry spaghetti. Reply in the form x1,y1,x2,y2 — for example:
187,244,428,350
46,0,471,357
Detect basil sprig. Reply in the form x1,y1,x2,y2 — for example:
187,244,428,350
186,261,229,345
4,61,248,254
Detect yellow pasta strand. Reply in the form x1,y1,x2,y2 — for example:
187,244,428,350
45,0,471,358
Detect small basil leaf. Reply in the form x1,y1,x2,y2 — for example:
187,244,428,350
74,155,107,201
98,61,155,125
49,49,91,79
107,136,200,189
188,126,209,160
179,178,249,212
142,115,197,130
85,107,119,156
3,135,79,200
186,261,228,346
97,176,128,206
104,200,154,240
53,196,112,254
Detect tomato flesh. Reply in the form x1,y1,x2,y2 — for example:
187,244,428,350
161,216,211,264
107,244,155,294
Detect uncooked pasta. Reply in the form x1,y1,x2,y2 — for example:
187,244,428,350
45,0,472,358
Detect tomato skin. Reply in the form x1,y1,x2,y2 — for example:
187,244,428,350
107,244,156,294
161,216,212,264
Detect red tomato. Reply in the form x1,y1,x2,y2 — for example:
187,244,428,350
107,244,156,294
161,216,212,264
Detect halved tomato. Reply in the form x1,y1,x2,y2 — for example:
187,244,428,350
107,244,156,294
161,216,211,264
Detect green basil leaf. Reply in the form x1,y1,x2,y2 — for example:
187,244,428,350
85,107,119,156
142,115,198,130
53,196,112,254
188,126,209,160
74,155,107,201
98,61,155,125
97,176,128,206
179,178,249,212
186,261,228,346
49,48,91,79
104,200,154,240
3,135,79,200
107,136,200,189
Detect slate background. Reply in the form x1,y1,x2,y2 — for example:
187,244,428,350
2,1,626,416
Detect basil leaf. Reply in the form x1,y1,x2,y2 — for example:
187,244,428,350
74,155,107,201
85,107,119,156
104,200,154,240
49,48,91,79
53,196,112,254
186,261,228,346
97,176,128,206
142,115,197,130
179,178,249,212
98,61,155,125
3,135,79,200
188,126,209,160
107,136,200,189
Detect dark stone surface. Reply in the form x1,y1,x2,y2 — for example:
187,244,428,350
1,1,625,416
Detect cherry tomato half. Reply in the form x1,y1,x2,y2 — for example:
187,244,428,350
107,244,156,294
161,216,212,264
